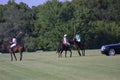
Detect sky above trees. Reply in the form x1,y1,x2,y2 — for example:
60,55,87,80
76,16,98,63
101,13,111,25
0,0,72,8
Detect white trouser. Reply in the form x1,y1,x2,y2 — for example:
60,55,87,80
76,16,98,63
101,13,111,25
10,44,16,48
77,39,81,42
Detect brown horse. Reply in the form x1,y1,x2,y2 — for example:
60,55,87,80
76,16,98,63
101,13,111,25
72,38,85,56
56,42,72,58
2,41,24,61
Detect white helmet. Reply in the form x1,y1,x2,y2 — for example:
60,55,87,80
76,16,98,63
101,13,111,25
64,34,67,37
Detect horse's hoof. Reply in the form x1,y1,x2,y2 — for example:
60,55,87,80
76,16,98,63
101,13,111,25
11,59,13,61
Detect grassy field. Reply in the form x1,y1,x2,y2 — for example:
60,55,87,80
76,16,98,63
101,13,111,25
0,49,120,80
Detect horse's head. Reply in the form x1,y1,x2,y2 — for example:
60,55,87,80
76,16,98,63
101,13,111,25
70,38,76,45
2,41,10,50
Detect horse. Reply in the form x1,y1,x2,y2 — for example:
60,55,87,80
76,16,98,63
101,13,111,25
72,38,85,56
56,42,72,58
2,41,24,61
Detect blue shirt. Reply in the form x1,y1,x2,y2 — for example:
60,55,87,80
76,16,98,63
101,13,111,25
75,34,81,42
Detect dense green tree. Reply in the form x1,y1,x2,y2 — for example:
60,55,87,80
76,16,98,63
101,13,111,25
0,0,120,52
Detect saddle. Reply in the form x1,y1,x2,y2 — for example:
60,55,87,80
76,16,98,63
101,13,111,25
63,43,71,49
9,45,16,53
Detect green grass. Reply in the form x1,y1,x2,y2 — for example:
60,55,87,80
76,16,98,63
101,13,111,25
0,50,120,80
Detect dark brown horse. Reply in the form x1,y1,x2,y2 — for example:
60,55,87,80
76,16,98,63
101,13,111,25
56,42,72,58
2,41,24,61
72,38,85,56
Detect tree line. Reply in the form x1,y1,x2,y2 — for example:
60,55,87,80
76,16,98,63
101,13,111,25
0,0,120,52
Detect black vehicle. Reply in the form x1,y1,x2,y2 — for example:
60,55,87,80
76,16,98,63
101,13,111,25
101,43,120,56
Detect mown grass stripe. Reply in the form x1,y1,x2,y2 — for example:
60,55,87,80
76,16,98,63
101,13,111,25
0,50,120,80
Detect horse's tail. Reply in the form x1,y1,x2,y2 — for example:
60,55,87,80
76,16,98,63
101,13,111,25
56,42,62,53
19,44,25,52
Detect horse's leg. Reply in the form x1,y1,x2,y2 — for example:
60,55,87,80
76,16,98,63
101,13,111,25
59,50,63,58
58,52,60,58
69,49,72,57
82,49,85,56
9,49,13,61
77,48,81,56
10,52,13,61
20,52,23,61
60,49,63,57
13,52,17,61
65,50,67,58
80,45,85,56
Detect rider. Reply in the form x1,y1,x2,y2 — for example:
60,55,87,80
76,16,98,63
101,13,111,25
10,36,17,51
74,32,81,46
63,34,70,47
